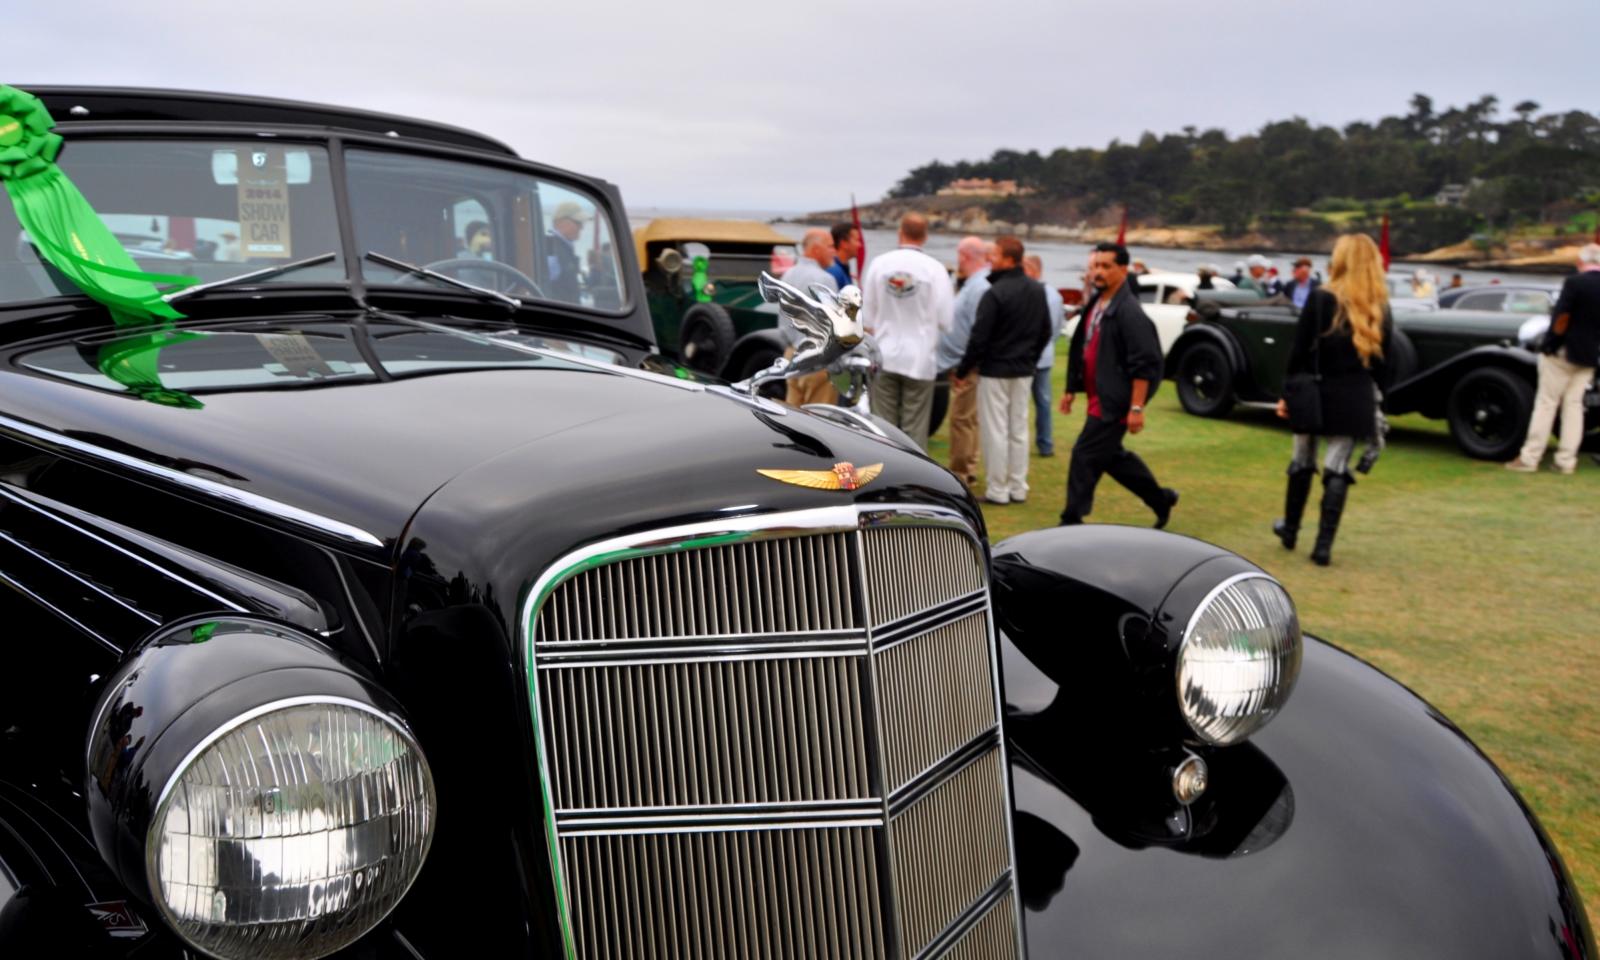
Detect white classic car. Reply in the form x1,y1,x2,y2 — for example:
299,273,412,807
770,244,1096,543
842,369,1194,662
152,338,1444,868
1063,271,1236,355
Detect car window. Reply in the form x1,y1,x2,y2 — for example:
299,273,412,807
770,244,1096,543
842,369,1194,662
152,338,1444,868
1135,282,1158,304
346,150,627,313
1504,290,1552,314
1456,291,1507,311
0,140,344,305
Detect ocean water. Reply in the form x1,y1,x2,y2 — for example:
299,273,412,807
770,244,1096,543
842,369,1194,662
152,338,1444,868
627,208,1546,291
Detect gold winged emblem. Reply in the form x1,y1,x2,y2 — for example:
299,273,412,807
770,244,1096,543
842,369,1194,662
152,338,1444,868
758,461,884,492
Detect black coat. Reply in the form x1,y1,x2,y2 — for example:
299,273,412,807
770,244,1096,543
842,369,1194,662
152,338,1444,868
1547,270,1600,368
958,267,1052,378
1286,288,1393,439
1065,281,1163,421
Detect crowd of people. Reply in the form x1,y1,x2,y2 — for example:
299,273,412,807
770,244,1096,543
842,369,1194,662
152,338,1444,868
779,216,1596,566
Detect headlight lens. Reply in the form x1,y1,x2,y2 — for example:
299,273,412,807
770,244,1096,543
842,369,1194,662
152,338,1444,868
147,698,435,960
1177,575,1302,746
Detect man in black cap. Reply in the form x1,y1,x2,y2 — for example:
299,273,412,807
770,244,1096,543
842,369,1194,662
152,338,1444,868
1059,242,1178,526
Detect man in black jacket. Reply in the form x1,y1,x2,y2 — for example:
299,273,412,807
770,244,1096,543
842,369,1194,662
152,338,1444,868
956,236,1052,504
1508,243,1600,474
1059,242,1179,526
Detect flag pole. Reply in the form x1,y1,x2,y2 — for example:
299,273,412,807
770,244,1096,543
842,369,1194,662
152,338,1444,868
851,193,865,281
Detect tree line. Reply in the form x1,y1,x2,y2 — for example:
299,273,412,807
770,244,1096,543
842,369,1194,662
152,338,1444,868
889,95,1600,249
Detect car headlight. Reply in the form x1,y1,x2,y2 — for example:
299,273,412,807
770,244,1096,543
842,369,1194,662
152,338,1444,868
147,697,435,960
87,618,436,960
1176,573,1303,745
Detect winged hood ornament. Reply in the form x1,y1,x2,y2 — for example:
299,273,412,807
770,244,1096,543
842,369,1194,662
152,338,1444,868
757,461,883,492
734,273,865,396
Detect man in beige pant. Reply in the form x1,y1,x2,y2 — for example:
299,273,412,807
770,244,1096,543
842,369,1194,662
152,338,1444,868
1508,244,1600,474
936,237,992,488
780,229,841,407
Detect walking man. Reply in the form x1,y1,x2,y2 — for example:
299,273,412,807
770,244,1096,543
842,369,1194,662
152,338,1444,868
779,229,841,406
1507,243,1600,474
861,213,954,448
936,237,991,488
956,236,1051,505
1022,254,1065,457
1060,242,1179,526
827,222,860,289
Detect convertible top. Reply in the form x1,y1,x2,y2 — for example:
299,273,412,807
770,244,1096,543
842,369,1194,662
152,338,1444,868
632,218,793,268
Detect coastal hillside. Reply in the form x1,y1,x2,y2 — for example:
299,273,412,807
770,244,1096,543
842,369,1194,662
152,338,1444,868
805,94,1600,271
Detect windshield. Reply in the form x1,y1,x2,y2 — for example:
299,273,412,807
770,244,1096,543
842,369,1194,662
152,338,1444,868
0,140,344,305
346,149,628,313
16,320,622,401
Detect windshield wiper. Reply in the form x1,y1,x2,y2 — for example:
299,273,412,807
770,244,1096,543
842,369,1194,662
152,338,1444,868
162,251,339,304
363,251,522,310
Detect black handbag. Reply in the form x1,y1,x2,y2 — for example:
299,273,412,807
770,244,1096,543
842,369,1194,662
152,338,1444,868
1282,328,1323,434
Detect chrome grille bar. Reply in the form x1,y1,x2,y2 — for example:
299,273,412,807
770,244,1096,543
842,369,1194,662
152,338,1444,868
523,506,1022,959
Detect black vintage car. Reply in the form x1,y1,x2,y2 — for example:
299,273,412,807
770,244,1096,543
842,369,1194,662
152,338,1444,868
0,86,1591,960
1170,293,1600,459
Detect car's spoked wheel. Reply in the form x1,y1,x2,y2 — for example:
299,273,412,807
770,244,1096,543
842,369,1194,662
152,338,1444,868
1176,342,1235,417
1447,367,1533,460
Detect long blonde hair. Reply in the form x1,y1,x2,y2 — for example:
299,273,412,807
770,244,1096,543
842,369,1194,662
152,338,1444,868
1323,233,1387,366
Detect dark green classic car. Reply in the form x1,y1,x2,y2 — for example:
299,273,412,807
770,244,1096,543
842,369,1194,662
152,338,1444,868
636,218,796,380
1168,296,1599,460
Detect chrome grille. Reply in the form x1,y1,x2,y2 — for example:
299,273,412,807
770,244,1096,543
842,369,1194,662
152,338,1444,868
527,508,1022,959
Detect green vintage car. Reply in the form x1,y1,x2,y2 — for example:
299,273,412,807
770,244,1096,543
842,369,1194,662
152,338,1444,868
636,218,797,380
1168,294,1599,460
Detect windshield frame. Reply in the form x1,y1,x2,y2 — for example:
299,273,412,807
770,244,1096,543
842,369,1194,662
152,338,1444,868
0,119,650,343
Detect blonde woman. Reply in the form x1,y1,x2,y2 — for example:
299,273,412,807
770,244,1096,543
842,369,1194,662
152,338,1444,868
1273,234,1393,565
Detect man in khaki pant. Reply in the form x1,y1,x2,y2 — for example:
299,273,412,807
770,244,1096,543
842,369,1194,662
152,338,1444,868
780,229,841,407
936,237,992,488
1507,244,1600,474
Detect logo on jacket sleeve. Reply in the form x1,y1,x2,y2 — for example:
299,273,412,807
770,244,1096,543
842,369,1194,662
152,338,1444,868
758,461,884,491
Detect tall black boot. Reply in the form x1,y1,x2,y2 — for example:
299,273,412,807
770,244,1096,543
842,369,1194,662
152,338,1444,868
1310,472,1353,567
1272,465,1316,550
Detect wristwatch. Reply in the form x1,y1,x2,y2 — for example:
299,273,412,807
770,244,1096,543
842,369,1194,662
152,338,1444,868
1130,405,1144,413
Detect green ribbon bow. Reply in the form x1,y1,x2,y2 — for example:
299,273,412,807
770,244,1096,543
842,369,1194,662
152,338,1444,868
0,84,197,326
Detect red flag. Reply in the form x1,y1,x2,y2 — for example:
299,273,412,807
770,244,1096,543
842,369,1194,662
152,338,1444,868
1592,216,1599,245
850,194,865,280
1116,206,1128,246
1379,214,1391,271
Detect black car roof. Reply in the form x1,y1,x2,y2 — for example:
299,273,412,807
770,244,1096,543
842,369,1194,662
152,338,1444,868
21,85,517,157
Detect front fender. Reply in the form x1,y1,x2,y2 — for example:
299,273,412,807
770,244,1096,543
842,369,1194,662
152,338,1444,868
993,527,1594,958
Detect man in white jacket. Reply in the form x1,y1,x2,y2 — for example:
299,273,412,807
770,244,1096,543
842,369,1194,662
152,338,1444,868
860,213,954,449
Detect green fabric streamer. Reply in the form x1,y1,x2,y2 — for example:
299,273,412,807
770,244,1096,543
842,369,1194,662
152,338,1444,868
691,254,711,303
0,85,196,325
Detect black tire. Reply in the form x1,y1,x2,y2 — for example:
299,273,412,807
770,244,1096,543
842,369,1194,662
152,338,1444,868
679,303,736,375
1174,341,1236,417
928,379,950,435
1446,366,1533,460
735,345,788,400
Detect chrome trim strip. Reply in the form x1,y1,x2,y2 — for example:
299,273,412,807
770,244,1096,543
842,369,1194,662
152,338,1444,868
535,643,868,669
0,415,385,549
1178,570,1282,645
0,483,249,613
558,798,880,817
801,403,889,438
535,625,866,650
914,875,1014,960
887,729,1001,817
0,569,117,653
558,818,887,838
975,544,1029,960
872,589,988,653
0,530,160,625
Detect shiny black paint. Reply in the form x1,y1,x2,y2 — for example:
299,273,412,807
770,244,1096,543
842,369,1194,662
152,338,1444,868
992,525,1593,958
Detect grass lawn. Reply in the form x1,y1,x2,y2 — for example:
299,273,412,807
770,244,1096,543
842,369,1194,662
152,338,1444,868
930,352,1600,908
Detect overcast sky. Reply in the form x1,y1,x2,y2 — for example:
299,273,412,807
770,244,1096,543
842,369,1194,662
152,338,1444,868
11,0,1596,213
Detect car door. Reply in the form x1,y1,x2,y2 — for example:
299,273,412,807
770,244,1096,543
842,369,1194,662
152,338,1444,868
1226,305,1299,396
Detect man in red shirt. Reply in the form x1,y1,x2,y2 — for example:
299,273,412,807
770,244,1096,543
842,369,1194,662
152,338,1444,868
1059,242,1177,526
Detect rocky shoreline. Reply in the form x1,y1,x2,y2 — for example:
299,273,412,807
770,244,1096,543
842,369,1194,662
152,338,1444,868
798,198,1579,275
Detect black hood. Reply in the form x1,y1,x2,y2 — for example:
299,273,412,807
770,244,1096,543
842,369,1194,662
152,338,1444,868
0,315,974,563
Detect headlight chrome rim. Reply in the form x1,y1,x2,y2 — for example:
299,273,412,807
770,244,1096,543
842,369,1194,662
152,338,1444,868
144,694,436,960
1176,572,1302,747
